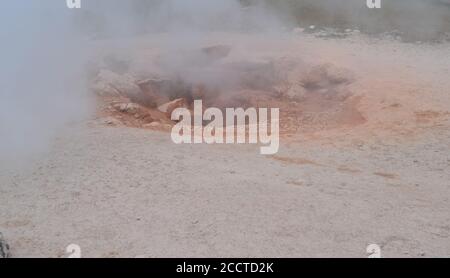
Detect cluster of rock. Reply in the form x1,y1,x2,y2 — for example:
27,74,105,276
294,26,360,39
92,67,190,128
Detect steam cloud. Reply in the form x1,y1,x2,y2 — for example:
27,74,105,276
0,0,91,168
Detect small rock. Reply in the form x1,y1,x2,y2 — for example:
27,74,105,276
137,78,165,89
158,98,187,117
288,179,304,186
144,122,161,128
114,103,141,114
101,116,121,126
0,233,10,258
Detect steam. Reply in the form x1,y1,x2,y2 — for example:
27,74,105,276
76,0,284,35
80,0,288,105
0,1,91,167
0,0,277,169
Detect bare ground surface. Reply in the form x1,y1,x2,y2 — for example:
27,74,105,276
1,33,449,258
1,123,449,258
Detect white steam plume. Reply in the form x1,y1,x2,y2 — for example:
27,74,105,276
0,0,91,168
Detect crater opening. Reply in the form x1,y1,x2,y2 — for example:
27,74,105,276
93,45,366,135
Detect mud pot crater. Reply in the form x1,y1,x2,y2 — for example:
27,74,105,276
92,45,366,136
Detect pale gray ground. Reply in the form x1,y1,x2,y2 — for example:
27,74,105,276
0,121,449,258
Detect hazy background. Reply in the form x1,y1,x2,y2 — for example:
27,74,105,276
262,0,450,41
76,0,450,40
